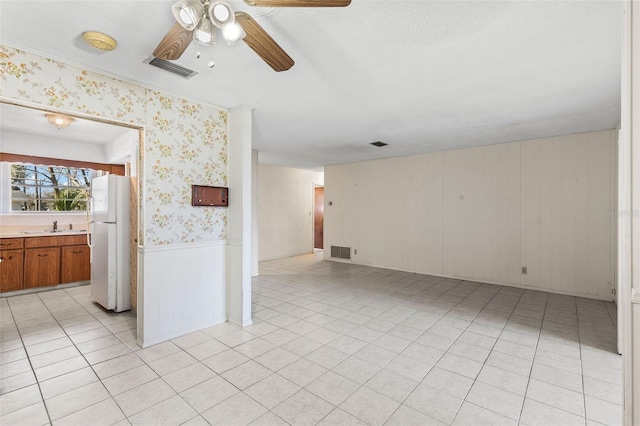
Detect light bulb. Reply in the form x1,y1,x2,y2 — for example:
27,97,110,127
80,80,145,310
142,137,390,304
222,22,246,45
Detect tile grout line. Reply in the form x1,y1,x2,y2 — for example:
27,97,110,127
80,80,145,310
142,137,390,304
334,279,520,424
254,255,619,425
516,292,549,425
35,288,121,424
321,279,467,423
3,254,621,426
519,297,603,423
382,282,507,424
35,289,237,424
5,295,54,425
22,287,138,424
252,274,452,424
460,288,534,425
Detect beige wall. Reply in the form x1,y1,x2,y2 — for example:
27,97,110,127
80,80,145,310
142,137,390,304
258,163,324,261
325,129,616,301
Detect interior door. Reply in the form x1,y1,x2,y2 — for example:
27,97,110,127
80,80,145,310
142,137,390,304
314,186,324,249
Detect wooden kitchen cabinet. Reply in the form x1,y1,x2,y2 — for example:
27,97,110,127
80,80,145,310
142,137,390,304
0,238,24,250
24,234,86,248
61,245,90,283
24,247,60,288
0,234,89,292
0,249,24,292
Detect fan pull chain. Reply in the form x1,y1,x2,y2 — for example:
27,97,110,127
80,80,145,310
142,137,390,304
208,46,215,68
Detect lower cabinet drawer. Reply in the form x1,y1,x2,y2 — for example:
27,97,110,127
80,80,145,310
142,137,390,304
24,247,60,288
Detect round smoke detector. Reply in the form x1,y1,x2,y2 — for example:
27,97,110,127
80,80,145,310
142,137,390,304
82,31,117,51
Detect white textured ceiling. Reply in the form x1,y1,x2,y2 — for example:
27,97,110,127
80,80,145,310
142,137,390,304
0,103,133,146
0,1,622,169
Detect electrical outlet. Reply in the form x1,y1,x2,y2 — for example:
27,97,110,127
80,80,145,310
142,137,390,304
354,249,357,255
521,266,527,275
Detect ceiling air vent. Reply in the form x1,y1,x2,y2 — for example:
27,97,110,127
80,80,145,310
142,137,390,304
370,141,388,147
144,56,198,79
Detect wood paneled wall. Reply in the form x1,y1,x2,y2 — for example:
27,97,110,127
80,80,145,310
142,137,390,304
324,130,616,300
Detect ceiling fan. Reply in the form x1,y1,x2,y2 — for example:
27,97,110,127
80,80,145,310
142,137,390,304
153,0,351,72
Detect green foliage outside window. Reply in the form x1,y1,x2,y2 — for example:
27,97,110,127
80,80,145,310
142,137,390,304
11,164,92,212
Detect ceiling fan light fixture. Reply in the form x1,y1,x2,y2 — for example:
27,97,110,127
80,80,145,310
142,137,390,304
222,22,246,45
194,16,216,45
45,113,74,129
172,0,204,30
208,1,235,28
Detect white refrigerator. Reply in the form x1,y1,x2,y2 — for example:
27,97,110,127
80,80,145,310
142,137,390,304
88,175,131,313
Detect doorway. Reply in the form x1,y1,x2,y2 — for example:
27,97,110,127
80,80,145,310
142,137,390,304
0,100,142,347
314,186,324,250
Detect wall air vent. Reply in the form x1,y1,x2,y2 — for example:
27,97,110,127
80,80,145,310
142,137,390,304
370,141,388,147
330,245,351,260
144,56,198,79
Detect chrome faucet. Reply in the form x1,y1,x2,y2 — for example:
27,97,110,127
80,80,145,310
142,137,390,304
53,221,58,231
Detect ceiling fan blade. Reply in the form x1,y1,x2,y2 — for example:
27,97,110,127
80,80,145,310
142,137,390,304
245,0,350,6
235,12,294,72
153,22,193,60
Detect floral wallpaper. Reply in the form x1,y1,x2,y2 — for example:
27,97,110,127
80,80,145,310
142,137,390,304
145,90,228,244
0,45,228,245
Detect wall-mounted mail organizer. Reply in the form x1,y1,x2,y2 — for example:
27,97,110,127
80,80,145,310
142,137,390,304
191,185,228,207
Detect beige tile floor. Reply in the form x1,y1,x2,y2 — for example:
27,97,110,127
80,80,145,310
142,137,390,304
0,252,623,425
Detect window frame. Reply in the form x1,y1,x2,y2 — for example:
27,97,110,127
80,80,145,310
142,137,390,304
10,163,95,212
0,153,125,214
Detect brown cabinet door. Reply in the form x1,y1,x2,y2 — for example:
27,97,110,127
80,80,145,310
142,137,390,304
0,249,24,292
61,245,90,283
24,248,60,288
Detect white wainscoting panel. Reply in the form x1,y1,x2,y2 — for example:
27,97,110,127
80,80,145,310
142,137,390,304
139,240,227,347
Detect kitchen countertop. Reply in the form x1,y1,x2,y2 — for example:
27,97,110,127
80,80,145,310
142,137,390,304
0,230,89,238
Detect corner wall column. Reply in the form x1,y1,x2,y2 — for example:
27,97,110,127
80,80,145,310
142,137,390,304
621,1,639,424
227,105,253,327
252,150,259,277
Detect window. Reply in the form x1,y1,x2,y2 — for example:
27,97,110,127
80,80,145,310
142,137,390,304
10,163,94,212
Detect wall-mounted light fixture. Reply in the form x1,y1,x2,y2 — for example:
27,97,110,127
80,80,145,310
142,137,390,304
45,113,74,129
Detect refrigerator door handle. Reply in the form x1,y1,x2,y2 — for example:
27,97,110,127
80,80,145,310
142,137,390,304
87,221,94,247
87,196,95,247
87,196,95,223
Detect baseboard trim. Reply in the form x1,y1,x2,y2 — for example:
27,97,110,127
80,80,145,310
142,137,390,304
140,315,227,348
325,258,612,302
